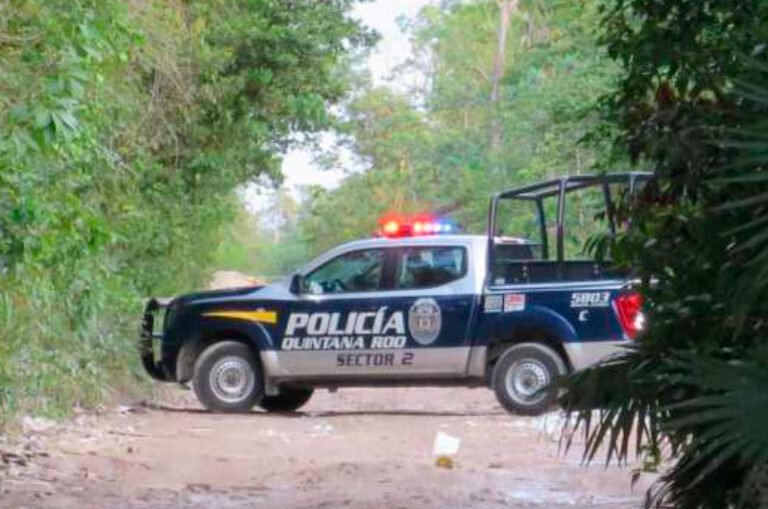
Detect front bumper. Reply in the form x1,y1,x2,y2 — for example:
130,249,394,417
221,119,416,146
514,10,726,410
140,297,174,382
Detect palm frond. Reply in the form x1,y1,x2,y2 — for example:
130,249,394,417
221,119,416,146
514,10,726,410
560,348,662,467
648,350,768,507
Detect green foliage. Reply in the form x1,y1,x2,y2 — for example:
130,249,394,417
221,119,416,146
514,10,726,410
297,0,621,253
0,0,370,425
560,1,768,507
213,192,309,279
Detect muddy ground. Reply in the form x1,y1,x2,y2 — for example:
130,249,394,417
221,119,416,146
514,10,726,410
0,386,654,509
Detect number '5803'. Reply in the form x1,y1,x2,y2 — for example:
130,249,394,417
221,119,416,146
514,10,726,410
570,292,610,308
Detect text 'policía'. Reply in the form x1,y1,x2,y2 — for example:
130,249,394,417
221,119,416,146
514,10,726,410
282,307,407,350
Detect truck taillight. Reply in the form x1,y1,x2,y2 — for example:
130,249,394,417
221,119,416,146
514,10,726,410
614,292,644,339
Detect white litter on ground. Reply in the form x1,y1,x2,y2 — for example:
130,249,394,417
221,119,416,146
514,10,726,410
432,431,461,458
307,423,334,436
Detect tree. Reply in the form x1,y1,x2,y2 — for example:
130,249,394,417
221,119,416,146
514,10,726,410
489,0,518,153
560,1,768,507
297,0,619,257
0,0,373,422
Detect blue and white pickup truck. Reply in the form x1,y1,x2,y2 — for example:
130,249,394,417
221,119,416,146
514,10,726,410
141,173,649,415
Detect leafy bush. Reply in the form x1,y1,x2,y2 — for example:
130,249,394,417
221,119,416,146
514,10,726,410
560,1,768,507
0,0,371,426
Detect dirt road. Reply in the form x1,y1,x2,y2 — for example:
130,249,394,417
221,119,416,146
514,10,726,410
0,386,652,509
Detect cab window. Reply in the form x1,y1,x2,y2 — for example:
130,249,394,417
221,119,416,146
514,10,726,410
396,246,466,290
303,249,385,295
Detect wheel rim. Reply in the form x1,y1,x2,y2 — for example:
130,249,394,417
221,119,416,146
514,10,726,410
505,359,550,405
209,356,255,404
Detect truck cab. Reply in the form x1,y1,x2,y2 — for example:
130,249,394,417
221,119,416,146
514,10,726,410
141,172,649,415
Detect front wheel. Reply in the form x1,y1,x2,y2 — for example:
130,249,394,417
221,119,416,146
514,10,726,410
193,341,263,413
491,343,566,416
258,387,314,412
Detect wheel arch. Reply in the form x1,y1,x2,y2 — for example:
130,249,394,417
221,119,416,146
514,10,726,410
176,326,266,383
485,323,574,381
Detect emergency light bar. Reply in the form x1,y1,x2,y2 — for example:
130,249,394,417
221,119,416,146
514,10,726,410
377,214,459,238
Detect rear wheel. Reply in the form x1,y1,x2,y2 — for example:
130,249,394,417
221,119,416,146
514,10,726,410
193,341,262,413
258,387,314,412
491,343,566,416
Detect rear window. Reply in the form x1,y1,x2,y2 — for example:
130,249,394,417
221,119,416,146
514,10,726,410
396,246,467,290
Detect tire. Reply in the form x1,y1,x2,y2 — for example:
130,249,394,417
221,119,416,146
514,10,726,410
258,387,314,412
491,342,567,416
193,341,263,413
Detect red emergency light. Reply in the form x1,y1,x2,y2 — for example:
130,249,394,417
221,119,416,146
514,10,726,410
382,219,401,236
377,214,458,238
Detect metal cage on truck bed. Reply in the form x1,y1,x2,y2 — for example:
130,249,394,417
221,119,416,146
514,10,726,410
487,172,652,286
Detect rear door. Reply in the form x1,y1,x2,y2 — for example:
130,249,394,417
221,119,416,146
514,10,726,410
380,243,477,376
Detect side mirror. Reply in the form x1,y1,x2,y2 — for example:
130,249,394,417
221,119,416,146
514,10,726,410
289,274,304,295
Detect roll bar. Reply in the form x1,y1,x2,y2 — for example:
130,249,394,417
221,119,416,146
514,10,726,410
486,172,653,284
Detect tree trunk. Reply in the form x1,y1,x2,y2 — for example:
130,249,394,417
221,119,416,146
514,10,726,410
490,0,517,154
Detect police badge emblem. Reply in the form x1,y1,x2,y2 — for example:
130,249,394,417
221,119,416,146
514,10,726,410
408,298,442,345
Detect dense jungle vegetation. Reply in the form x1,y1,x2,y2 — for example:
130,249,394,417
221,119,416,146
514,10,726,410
559,1,768,507
0,0,373,422
292,0,619,255
3,0,768,506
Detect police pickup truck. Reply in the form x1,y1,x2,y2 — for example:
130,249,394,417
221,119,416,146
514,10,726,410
141,173,649,415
